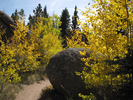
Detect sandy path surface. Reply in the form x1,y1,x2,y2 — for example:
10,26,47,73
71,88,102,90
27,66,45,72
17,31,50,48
15,79,51,100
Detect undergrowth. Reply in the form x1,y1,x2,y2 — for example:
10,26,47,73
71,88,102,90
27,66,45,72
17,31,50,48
39,86,73,100
0,65,47,100
19,66,47,84
0,83,21,100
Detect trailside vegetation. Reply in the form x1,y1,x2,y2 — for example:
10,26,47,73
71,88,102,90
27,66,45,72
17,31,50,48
0,15,63,92
68,0,133,100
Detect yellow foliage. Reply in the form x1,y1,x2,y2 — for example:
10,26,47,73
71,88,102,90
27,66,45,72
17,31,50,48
68,0,133,99
31,17,63,64
0,15,63,84
67,30,87,48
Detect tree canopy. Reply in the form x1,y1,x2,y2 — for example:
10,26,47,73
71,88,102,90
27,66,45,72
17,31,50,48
28,4,49,28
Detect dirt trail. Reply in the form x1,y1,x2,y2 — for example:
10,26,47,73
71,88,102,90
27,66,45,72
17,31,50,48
15,79,51,100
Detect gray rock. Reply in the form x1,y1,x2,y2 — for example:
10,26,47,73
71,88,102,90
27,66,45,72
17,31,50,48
46,48,112,100
46,48,91,100
0,10,16,43
0,11,31,44
0,10,15,26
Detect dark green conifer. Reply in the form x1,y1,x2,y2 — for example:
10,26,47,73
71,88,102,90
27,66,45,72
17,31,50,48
11,9,19,22
72,6,79,31
60,8,70,48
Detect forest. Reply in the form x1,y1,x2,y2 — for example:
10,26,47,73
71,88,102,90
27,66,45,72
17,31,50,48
0,0,133,100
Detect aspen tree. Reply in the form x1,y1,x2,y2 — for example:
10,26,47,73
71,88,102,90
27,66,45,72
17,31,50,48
68,0,133,99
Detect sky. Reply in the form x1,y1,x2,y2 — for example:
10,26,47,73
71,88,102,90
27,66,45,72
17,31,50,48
0,0,93,24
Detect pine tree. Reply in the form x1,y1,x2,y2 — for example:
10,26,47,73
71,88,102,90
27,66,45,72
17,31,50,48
72,6,79,31
18,9,26,20
28,14,36,28
11,9,19,22
60,8,70,48
11,9,26,25
42,5,49,25
28,3,43,28
33,3,42,18
42,6,49,18
18,9,26,25
28,4,49,28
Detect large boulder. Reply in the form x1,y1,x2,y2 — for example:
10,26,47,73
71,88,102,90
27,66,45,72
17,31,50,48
0,11,15,26
46,48,91,100
0,11,32,44
46,48,112,100
0,10,16,43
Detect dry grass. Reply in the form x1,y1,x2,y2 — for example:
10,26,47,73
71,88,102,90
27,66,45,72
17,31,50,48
0,83,21,100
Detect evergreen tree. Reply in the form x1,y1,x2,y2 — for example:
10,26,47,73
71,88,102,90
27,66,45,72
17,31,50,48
11,9,25,25
28,14,36,28
11,9,19,22
60,8,70,48
72,6,79,31
42,5,49,25
33,3,42,18
18,9,26,20
42,6,49,18
28,3,42,28
28,4,49,28
18,9,26,25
